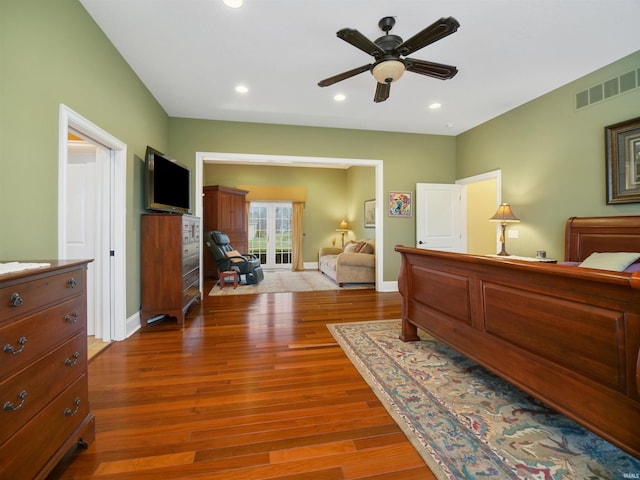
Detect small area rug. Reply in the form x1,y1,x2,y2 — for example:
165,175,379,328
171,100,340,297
209,270,372,296
328,320,640,480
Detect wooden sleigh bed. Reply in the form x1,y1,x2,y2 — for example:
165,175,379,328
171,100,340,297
395,216,640,458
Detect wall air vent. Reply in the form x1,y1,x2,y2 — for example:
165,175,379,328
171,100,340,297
576,67,638,110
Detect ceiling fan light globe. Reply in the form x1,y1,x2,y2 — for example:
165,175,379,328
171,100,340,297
372,60,405,84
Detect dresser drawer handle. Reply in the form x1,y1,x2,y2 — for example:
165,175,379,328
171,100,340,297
3,336,27,355
68,277,78,289
3,390,27,411
64,397,81,416
10,293,23,307
64,311,80,323
65,351,81,367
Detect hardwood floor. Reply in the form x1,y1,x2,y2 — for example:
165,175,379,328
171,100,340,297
49,282,437,479
88,336,111,360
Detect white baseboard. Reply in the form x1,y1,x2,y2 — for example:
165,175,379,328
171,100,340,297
125,311,141,339
379,280,398,292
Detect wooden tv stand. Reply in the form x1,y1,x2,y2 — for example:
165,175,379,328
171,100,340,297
141,214,201,327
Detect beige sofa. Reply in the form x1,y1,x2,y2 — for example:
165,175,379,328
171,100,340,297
318,240,375,286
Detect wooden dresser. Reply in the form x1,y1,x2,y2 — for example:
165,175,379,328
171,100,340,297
0,260,94,479
141,213,201,327
202,185,248,279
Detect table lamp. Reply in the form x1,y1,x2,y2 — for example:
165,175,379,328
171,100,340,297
489,203,519,256
336,220,349,248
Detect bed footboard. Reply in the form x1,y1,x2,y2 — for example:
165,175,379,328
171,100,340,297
395,245,640,458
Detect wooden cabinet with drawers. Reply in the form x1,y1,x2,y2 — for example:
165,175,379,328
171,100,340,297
202,185,248,279
0,260,94,480
141,213,201,327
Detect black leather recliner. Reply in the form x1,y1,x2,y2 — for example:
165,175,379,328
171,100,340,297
205,231,264,285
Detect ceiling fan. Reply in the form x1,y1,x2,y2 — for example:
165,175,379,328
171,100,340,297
318,16,460,103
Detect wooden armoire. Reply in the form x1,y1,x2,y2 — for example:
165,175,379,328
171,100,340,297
202,185,249,279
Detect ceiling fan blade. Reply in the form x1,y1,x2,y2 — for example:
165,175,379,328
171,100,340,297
318,64,372,87
373,82,390,103
394,17,460,56
337,28,383,57
405,58,458,79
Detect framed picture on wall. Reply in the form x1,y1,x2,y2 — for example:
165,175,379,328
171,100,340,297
364,199,375,228
388,191,412,217
606,116,640,204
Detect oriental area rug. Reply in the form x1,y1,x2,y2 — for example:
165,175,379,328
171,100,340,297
209,270,372,296
328,320,640,480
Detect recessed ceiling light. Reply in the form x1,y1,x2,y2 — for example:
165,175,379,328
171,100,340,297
223,0,243,8
429,102,442,110
235,85,248,94
334,94,346,102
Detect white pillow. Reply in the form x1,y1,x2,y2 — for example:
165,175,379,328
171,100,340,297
578,252,640,271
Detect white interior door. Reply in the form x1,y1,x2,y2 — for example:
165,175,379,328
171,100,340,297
66,142,97,336
66,139,112,340
416,183,465,252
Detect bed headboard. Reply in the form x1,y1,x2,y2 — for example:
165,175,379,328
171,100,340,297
564,216,640,262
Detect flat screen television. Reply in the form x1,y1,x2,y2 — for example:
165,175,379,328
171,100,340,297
145,146,192,214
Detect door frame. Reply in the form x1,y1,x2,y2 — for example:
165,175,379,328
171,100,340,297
58,104,128,341
456,169,502,253
195,152,388,291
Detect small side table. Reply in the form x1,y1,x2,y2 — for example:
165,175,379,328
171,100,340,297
219,270,239,289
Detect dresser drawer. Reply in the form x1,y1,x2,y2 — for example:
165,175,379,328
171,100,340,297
0,269,86,325
183,242,200,261
0,333,86,445
0,296,85,379
182,268,200,292
183,283,200,306
183,253,199,274
0,374,89,480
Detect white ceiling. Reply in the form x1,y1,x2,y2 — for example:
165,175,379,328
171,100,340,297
79,0,639,136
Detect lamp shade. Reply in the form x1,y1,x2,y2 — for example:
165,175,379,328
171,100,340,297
372,60,405,84
336,220,348,231
490,203,519,223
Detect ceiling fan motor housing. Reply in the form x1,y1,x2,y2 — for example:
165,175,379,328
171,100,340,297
318,15,459,101
371,33,406,84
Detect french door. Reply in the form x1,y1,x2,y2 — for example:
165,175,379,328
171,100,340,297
249,202,292,269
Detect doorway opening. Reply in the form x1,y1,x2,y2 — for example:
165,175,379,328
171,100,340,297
195,153,387,290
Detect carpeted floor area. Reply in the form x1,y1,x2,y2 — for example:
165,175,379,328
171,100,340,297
209,270,373,296
328,319,640,480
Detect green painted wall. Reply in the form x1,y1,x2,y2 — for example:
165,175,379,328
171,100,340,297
346,165,376,242
0,0,169,316
2,1,637,322
457,51,640,260
168,118,456,280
